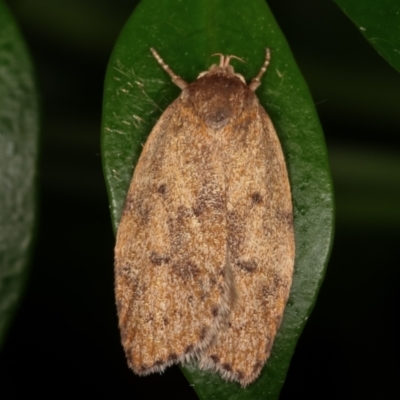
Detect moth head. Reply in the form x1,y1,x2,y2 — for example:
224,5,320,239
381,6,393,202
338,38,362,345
197,54,246,84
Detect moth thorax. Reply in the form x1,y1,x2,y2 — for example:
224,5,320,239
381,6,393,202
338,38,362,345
188,74,247,129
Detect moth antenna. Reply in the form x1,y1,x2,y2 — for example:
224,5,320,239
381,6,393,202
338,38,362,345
225,55,245,67
211,53,225,67
211,54,245,68
249,48,271,91
150,48,188,90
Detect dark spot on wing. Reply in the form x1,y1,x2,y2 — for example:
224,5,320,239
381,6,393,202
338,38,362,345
157,183,167,196
192,205,204,217
172,260,200,281
236,371,244,381
199,327,208,341
251,192,263,205
150,251,171,265
236,259,257,273
134,196,150,224
222,363,232,371
261,284,275,303
210,354,220,364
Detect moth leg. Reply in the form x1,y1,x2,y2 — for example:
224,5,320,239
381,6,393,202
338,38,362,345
150,48,188,90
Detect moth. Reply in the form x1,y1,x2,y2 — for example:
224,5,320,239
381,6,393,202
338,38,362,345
114,47,295,387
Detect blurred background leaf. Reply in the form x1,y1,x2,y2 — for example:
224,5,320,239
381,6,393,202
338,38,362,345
0,0,39,349
0,0,399,399
101,0,333,398
334,0,400,73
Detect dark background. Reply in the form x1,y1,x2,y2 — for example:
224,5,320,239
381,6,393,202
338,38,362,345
1,0,399,399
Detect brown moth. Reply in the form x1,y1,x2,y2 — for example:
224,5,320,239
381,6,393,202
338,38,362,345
114,48,295,387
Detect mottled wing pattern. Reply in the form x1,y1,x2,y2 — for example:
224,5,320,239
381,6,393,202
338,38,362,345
200,101,295,386
115,98,234,375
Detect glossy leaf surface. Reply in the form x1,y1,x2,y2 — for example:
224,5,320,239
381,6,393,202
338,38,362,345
335,0,400,73
0,1,39,347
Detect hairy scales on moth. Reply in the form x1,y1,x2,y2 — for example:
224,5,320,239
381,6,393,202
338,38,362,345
114,47,295,387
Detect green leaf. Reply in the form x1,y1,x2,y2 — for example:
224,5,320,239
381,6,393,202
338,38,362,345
334,0,400,73
0,1,39,347
101,0,334,398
